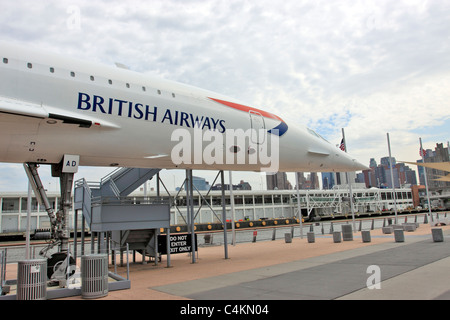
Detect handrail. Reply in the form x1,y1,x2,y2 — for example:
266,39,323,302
91,196,172,206
100,167,126,184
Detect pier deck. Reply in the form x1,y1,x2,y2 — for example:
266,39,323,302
2,220,450,300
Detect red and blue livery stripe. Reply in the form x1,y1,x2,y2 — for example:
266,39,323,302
209,97,288,136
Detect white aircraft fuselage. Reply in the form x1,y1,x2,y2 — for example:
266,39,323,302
0,42,366,173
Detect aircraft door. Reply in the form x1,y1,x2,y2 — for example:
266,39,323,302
249,111,265,144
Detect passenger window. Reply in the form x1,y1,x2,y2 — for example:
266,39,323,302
108,79,113,85
142,86,146,92
3,58,8,64
157,90,161,95
126,83,130,88
27,62,32,69
90,75,95,81
70,71,75,77
49,67,55,73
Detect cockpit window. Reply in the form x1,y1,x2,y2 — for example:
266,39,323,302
307,128,329,143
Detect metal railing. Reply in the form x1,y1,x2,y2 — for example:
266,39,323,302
90,195,172,206
198,213,432,245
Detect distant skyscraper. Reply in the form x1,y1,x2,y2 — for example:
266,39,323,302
322,172,335,189
356,172,365,184
193,176,210,190
237,180,252,190
381,156,396,168
385,167,400,188
266,172,290,190
309,172,319,189
362,156,417,188
418,143,450,191
397,162,417,186
295,172,308,189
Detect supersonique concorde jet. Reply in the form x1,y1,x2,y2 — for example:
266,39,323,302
0,42,365,172
0,42,366,273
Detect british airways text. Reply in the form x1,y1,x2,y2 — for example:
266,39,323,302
77,92,226,132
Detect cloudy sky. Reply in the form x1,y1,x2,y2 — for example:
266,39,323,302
1,0,449,192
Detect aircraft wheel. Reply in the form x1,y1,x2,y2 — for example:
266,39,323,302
47,252,76,279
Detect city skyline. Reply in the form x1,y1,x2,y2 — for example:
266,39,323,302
258,141,449,191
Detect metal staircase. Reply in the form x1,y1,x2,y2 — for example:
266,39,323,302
91,167,161,198
74,167,161,224
74,167,169,262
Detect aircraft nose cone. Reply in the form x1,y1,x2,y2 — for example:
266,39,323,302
335,151,368,172
352,159,369,171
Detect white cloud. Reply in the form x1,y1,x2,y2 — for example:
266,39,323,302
0,0,449,191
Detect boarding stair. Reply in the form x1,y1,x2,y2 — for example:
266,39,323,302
74,168,170,260
90,167,161,199
74,167,162,225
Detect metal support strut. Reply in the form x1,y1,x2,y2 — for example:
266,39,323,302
58,170,74,253
24,162,75,280
24,163,58,243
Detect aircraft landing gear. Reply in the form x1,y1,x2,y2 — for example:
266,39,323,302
24,160,76,281
47,252,76,281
